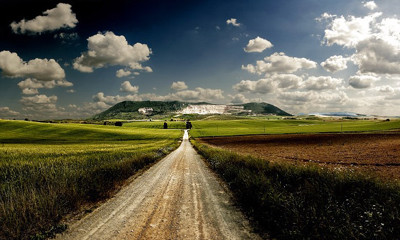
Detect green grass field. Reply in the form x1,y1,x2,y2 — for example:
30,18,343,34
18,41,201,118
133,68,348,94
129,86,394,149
105,118,400,136
0,120,182,239
189,119,400,137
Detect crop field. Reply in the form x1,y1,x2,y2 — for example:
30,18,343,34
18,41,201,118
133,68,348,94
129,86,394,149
191,118,400,239
189,118,400,137
0,120,182,239
199,132,400,181
192,140,400,239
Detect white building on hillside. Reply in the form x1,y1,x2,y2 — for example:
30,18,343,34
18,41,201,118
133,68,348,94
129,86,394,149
138,107,153,115
180,104,251,115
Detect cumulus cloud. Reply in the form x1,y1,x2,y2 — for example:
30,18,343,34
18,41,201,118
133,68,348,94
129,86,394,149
242,52,317,75
116,69,132,78
278,91,314,104
173,88,224,101
0,107,19,118
353,37,400,74
323,12,382,48
120,81,139,93
93,92,142,105
230,94,249,104
321,9,400,76
377,85,395,93
321,55,349,72
233,79,276,94
20,94,58,113
0,51,65,81
171,81,188,91
233,74,304,94
73,31,152,73
17,78,72,94
93,86,224,107
226,18,241,27
304,76,343,90
364,1,377,10
349,75,379,89
277,91,349,113
233,74,343,94
10,3,78,34
272,74,303,89
244,37,273,53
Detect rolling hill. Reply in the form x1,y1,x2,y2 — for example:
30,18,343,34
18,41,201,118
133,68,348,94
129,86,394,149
92,101,291,120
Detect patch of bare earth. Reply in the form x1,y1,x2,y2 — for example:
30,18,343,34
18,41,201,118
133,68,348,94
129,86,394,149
199,133,400,181
56,131,260,240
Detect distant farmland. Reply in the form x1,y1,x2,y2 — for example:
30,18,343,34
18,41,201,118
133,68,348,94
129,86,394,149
191,118,400,239
199,132,400,181
189,118,400,137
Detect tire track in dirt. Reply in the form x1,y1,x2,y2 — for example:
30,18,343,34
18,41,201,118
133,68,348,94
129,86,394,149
56,130,260,240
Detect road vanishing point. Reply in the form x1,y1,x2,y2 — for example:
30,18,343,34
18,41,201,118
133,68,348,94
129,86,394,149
57,130,261,240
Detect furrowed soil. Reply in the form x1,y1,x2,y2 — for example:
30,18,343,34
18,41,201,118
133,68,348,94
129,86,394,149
199,132,400,181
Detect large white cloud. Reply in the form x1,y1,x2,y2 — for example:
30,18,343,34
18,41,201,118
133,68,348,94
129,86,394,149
171,81,188,91
233,74,342,94
322,12,382,48
244,37,273,53
353,37,400,74
0,51,65,81
73,31,152,73
120,81,139,93
321,9,400,76
10,3,78,34
321,55,349,73
242,52,317,75
18,78,72,95
348,75,379,89
226,18,241,27
304,76,343,90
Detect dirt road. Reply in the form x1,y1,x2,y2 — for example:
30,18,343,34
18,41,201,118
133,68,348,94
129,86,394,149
57,130,259,240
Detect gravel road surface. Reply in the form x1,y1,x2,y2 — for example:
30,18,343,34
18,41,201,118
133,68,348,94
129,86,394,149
57,130,260,240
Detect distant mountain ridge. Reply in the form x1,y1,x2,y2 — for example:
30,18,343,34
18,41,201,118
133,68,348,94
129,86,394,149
92,101,291,120
307,112,366,117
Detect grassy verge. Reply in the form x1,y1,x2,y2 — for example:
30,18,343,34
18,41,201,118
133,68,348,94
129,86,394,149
191,139,400,240
0,120,182,239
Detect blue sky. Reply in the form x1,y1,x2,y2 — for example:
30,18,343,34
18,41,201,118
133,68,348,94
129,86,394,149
1,0,400,119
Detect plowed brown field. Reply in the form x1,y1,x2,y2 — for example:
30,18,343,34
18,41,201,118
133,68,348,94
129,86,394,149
199,132,400,181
